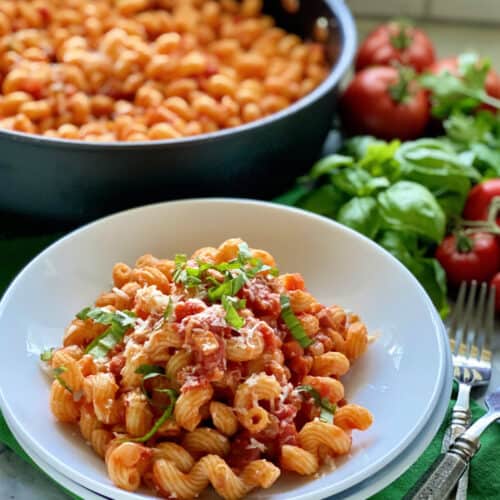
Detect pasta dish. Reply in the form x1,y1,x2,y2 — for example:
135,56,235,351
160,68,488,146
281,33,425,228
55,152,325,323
42,238,373,499
0,1,329,141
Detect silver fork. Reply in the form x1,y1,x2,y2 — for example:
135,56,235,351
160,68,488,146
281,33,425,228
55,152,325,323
442,281,495,500
407,385,500,499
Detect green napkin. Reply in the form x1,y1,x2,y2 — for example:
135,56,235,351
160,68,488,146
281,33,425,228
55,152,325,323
1,234,500,499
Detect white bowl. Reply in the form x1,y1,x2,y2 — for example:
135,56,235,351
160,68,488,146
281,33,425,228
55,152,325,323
0,199,448,499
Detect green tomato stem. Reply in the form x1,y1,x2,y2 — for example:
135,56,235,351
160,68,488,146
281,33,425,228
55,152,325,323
456,232,474,253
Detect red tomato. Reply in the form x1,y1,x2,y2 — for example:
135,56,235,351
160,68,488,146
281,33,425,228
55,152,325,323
435,233,500,287
490,273,500,311
463,179,500,225
340,66,430,140
428,57,500,106
355,22,435,73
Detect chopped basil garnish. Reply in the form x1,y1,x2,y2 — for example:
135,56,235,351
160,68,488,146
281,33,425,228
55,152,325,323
296,385,336,424
76,307,91,320
207,273,246,302
222,295,245,329
163,297,174,321
172,242,279,299
173,254,203,288
125,388,178,443
135,365,173,408
40,348,54,362
78,307,137,358
135,364,165,376
53,366,73,393
280,295,313,348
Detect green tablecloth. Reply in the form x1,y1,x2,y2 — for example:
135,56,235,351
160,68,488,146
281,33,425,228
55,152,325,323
1,229,500,500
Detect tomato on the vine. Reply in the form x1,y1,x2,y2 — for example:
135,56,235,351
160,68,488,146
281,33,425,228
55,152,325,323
435,232,500,287
340,66,430,140
355,22,435,73
463,179,500,226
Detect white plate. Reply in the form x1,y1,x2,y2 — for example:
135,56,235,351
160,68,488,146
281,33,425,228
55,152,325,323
3,411,104,500
0,199,448,499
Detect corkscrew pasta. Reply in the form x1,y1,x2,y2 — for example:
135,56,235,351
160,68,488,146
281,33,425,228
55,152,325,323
44,238,373,499
0,0,330,142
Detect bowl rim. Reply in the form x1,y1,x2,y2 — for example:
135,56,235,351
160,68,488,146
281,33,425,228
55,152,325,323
0,198,447,500
0,0,356,151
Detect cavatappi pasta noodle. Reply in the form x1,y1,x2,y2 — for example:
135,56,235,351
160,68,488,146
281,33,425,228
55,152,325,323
0,0,330,142
43,238,373,499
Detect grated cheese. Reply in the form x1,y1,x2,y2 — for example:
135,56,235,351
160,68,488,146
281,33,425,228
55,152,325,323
247,438,267,453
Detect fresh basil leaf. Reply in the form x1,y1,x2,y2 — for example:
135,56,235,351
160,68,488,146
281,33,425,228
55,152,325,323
309,154,354,179
331,167,388,197
358,139,401,182
297,184,347,219
208,273,246,302
135,364,165,376
81,308,137,358
377,230,418,263
395,139,477,219
280,295,313,348
377,181,445,243
163,297,174,321
222,295,245,329
84,323,126,358
397,139,480,183
337,197,380,239
342,136,383,159
409,257,449,319
377,231,449,317
79,307,137,328
53,366,73,393
40,348,54,362
296,385,336,423
125,389,178,443
435,191,468,219
173,254,188,283
76,307,91,320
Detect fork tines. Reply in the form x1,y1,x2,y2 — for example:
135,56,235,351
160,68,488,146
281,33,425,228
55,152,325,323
449,281,495,365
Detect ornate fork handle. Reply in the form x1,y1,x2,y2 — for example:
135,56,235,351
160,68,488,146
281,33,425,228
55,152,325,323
443,383,471,450
407,409,500,499
442,382,471,499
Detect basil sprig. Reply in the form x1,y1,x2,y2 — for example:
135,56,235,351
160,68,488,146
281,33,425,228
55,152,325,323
296,385,336,424
280,295,313,348
77,307,137,358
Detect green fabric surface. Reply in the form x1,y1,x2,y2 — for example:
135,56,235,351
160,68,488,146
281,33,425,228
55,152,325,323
1,233,500,500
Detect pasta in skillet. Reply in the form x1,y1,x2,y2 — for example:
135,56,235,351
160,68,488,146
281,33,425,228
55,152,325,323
43,238,373,499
